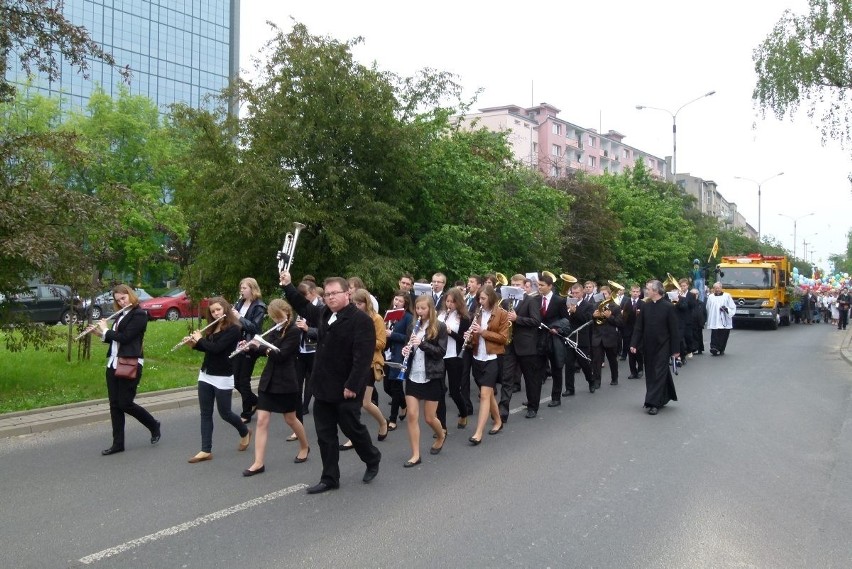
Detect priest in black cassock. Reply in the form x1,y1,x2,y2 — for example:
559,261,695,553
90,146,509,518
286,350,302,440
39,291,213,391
629,279,679,415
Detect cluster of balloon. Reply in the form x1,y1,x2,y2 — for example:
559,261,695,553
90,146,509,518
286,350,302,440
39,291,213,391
793,266,850,291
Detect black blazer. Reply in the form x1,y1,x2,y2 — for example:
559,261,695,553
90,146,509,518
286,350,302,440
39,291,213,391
442,311,471,356
591,302,622,348
505,294,542,357
257,322,301,394
284,284,375,402
194,325,241,376
235,299,267,341
620,297,643,336
104,306,148,358
403,319,447,380
569,297,595,348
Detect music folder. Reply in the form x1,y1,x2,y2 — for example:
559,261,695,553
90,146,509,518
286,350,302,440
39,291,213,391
413,283,433,297
566,297,579,306
500,286,524,300
384,308,406,325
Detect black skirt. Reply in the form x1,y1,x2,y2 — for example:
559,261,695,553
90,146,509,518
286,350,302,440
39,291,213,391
405,377,442,402
472,358,500,389
257,390,300,414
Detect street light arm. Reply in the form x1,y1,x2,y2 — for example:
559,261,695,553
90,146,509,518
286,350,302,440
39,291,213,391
674,90,716,117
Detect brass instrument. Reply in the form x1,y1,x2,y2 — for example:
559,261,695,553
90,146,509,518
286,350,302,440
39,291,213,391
170,315,226,351
559,273,577,296
74,305,132,341
228,319,286,358
277,222,307,273
607,280,624,298
663,273,680,292
541,270,557,283
495,272,508,287
593,292,616,325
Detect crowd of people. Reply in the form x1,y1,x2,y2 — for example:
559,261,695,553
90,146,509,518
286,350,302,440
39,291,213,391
87,268,847,494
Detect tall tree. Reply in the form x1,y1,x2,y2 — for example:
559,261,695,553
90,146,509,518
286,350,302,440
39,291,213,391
753,0,852,151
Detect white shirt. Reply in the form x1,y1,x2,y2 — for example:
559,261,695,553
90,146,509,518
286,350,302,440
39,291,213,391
474,309,497,362
408,325,428,383
706,292,737,329
439,310,460,359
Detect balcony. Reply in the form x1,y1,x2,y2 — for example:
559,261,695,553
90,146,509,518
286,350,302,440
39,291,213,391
565,138,580,149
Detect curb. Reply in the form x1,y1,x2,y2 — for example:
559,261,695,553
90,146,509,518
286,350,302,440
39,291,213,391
0,380,258,440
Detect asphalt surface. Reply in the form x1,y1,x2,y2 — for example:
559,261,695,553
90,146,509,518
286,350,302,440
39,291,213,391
1,322,850,568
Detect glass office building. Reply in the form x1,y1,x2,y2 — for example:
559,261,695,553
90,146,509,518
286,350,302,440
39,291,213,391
8,0,240,114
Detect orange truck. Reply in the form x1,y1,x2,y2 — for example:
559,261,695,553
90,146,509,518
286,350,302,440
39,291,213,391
715,254,792,329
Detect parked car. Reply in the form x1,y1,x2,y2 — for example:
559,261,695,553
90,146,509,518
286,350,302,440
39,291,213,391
83,288,153,320
139,288,204,321
0,284,85,325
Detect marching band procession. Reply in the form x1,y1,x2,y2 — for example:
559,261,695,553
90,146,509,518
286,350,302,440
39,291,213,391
81,223,770,495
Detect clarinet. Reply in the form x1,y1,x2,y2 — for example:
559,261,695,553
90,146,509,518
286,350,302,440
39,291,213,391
396,318,423,380
461,305,483,352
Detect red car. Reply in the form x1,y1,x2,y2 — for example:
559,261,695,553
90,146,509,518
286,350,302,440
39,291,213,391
140,288,207,321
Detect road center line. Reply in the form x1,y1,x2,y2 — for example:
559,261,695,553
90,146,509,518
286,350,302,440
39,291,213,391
509,396,552,415
79,483,309,565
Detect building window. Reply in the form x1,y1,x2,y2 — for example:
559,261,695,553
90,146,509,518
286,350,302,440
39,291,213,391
588,136,596,147
551,165,560,177
623,148,630,159
552,123,561,135
588,156,596,168
552,144,561,157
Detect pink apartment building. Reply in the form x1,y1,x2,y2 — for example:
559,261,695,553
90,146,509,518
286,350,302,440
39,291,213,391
456,102,668,179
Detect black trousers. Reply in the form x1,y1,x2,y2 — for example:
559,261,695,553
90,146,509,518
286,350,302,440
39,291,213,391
105,365,158,448
312,399,381,486
500,353,544,414
232,352,259,418
838,308,849,330
628,349,644,376
444,356,468,419
710,328,732,354
591,343,619,385
459,350,475,416
563,346,592,395
296,352,315,421
382,370,407,423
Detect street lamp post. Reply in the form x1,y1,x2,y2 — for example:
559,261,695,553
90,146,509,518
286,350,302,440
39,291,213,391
636,90,716,179
733,172,785,242
778,212,814,259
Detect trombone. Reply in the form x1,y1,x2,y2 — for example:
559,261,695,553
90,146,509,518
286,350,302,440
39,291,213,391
170,315,226,351
74,305,133,341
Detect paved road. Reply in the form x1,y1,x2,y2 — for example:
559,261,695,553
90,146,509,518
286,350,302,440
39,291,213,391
1,324,850,568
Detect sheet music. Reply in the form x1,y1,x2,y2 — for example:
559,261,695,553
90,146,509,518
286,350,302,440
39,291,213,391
413,283,432,296
500,285,524,300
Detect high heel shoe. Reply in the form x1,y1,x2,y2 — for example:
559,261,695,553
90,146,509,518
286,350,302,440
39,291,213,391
468,436,481,446
294,447,310,463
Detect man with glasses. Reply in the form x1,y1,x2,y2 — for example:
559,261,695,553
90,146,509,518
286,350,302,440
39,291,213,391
280,270,381,494
431,272,447,312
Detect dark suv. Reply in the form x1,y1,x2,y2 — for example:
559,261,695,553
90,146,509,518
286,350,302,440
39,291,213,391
0,284,85,325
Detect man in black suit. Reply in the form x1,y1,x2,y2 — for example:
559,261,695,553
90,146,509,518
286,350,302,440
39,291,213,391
280,271,381,494
590,284,622,387
538,274,570,407
630,279,679,415
498,274,544,419
564,282,594,394
620,284,644,379
431,272,448,312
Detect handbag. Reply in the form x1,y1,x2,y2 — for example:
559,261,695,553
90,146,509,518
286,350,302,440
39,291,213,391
115,357,139,380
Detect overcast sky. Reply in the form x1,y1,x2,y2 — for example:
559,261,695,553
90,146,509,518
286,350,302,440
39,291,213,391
240,0,851,273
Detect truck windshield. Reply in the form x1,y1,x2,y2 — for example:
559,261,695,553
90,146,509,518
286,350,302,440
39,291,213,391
720,267,774,289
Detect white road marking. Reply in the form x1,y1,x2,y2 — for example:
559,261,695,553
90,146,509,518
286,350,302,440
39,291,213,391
509,396,551,414
79,483,308,565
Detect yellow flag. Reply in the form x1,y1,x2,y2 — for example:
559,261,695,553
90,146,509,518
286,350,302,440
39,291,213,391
708,237,719,263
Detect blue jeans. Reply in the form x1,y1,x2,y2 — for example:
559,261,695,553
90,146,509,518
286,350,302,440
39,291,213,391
197,381,248,452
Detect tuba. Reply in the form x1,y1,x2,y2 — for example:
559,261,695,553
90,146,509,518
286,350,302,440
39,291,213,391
607,280,624,299
663,273,680,292
559,273,577,296
277,222,307,273
495,272,508,287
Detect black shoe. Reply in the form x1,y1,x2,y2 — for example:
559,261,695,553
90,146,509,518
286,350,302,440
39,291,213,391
306,481,339,494
618,356,627,361
468,436,481,446
363,463,380,483
709,348,719,356
561,390,571,397
610,380,618,386
547,400,561,407
404,458,422,467
525,409,537,418
339,442,354,451
647,407,658,415
101,446,124,456
627,374,639,379
589,385,596,393
242,465,265,476
150,421,161,445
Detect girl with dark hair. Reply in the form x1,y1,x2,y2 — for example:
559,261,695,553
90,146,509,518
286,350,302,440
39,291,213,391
438,287,471,429
233,277,267,424
383,291,412,431
182,297,251,463
92,284,161,456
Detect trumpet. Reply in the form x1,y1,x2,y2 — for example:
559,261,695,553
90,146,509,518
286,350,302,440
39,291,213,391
74,305,133,341
228,320,286,358
170,315,226,351
277,222,307,273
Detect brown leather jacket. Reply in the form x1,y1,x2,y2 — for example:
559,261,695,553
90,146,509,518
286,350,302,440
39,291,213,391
470,305,509,355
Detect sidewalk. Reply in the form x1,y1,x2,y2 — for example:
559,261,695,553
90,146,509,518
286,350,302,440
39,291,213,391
0,380,259,439
3,328,851,440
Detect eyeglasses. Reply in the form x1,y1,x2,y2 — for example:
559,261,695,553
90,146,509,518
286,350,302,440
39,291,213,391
323,290,347,299
431,280,445,284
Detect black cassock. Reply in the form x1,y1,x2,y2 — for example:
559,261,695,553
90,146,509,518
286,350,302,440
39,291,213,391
630,298,679,409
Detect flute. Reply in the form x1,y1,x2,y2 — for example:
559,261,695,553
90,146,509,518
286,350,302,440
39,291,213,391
74,305,132,341
170,315,226,351
228,320,286,358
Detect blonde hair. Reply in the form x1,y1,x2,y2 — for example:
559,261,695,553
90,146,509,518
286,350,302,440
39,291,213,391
111,284,139,309
351,289,377,318
267,298,294,331
414,295,439,340
239,277,262,301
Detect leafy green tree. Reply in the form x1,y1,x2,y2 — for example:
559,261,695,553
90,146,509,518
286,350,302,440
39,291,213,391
600,161,696,282
753,0,852,151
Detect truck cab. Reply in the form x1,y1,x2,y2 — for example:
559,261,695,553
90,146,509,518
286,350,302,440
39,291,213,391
716,254,792,329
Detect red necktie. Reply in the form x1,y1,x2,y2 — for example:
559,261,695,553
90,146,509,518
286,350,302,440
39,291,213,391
541,296,547,316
